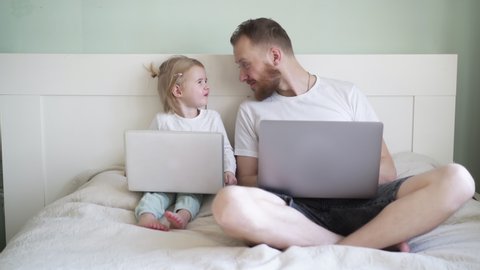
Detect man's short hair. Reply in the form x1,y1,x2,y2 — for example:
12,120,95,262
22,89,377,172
230,18,294,54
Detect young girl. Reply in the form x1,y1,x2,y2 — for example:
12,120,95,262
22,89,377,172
135,56,237,231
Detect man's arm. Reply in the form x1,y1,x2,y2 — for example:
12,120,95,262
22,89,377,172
378,139,397,184
236,156,259,187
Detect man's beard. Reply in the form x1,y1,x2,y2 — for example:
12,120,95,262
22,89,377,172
252,65,281,101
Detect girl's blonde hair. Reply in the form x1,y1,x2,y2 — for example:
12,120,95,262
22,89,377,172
148,56,205,113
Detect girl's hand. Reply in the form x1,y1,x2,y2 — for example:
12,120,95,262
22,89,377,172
224,171,238,185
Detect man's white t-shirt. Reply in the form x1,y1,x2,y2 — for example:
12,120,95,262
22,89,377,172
234,76,379,158
150,109,236,174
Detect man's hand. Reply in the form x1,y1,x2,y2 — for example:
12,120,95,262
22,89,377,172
378,140,397,184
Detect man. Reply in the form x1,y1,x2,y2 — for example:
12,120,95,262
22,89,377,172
211,18,475,251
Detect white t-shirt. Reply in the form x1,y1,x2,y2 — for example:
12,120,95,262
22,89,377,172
150,109,236,174
234,76,379,158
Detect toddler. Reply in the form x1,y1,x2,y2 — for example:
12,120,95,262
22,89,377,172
135,56,237,231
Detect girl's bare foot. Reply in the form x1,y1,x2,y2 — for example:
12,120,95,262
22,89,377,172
165,210,191,229
137,213,169,231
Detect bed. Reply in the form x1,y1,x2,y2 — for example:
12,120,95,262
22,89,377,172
0,54,479,269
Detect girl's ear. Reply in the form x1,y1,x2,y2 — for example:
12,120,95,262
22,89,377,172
172,84,182,97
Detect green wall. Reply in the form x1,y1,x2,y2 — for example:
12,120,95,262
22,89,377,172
1,0,479,190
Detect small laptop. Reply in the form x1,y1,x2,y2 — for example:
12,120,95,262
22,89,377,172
258,120,383,198
125,130,224,194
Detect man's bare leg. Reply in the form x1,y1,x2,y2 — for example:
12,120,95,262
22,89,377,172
212,186,343,249
338,164,475,249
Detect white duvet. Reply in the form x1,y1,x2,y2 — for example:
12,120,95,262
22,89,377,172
1,153,480,269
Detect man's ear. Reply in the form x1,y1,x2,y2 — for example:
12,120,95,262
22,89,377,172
270,47,282,66
172,84,182,97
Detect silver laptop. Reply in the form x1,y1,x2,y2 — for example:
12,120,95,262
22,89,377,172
125,130,224,194
258,120,383,198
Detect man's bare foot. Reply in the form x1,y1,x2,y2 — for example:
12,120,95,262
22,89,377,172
137,213,169,231
385,241,410,252
397,241,411,252
165,210,191,229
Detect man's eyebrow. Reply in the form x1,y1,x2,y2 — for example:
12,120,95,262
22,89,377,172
235,58,245,64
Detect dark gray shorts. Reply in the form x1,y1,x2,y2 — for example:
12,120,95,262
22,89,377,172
275,177,409,236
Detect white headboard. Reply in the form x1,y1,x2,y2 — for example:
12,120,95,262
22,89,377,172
0,54,457,241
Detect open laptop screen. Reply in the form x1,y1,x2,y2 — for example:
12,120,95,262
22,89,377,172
125,130,224,194
258,120,383,198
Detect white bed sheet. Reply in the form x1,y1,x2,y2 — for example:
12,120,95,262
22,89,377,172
0,152,479,269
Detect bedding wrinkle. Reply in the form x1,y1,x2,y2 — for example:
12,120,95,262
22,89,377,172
1,161,480,269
